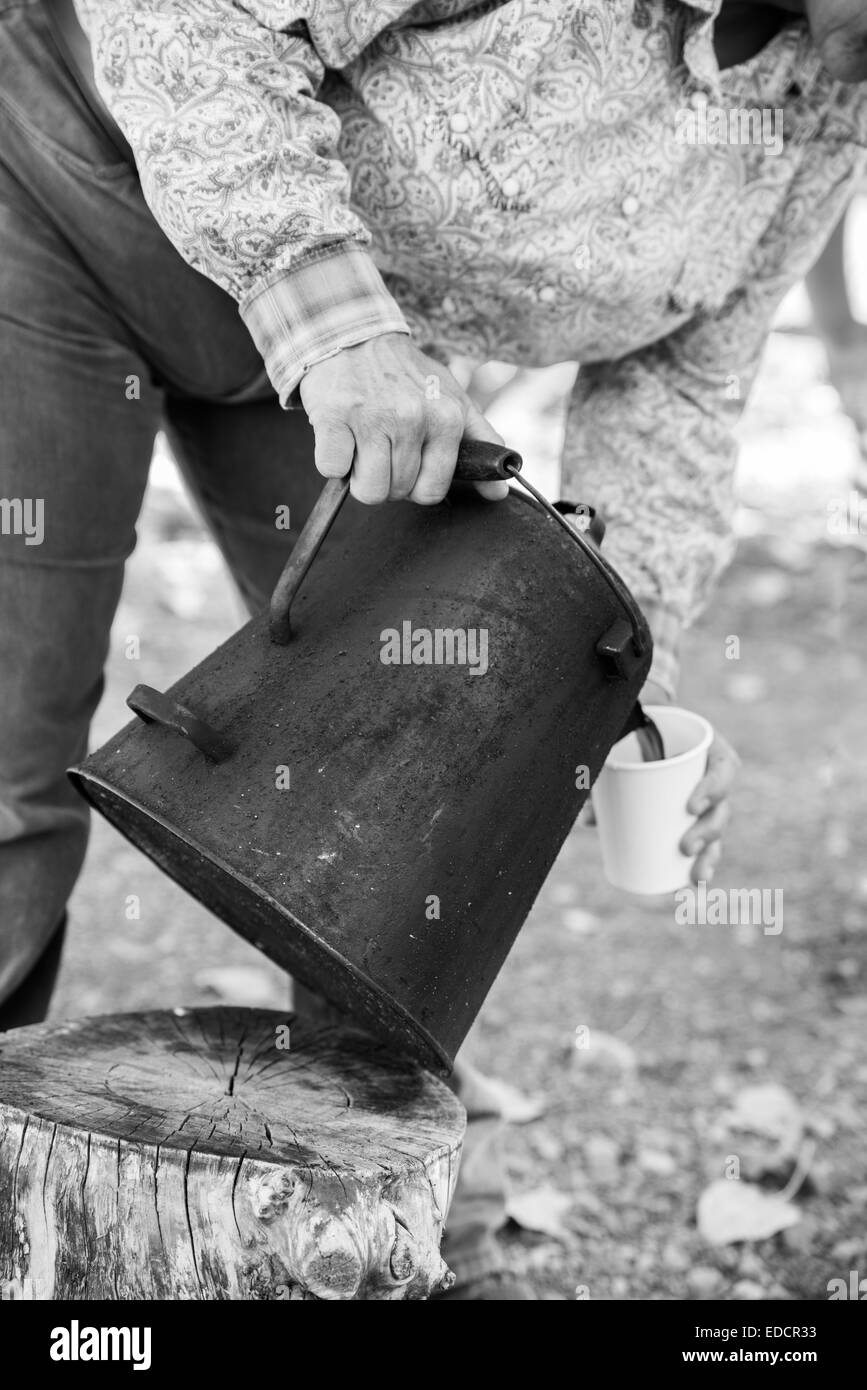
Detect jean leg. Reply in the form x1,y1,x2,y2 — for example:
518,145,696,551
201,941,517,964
163,394,322,613
0,916,67,1030
0,169,161,1005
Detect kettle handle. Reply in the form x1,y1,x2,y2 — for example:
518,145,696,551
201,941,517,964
127,684,234,762
268,439,522,644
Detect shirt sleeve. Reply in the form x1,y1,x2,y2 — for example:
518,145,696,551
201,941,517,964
561,160,865,696
562,311,744,697
73,0,410,404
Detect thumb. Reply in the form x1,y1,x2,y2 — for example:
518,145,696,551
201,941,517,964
463,400,510,500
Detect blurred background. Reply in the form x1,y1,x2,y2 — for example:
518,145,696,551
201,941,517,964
55,197,867,1300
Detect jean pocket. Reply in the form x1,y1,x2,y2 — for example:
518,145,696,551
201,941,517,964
0,88,131,182
0,2,132,182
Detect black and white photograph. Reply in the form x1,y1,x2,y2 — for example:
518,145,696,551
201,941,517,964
0,0,865,1350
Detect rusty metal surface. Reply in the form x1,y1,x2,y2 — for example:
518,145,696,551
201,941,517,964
70,488,651,1072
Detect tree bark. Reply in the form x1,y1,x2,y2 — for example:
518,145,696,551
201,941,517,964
0,1008,465,1300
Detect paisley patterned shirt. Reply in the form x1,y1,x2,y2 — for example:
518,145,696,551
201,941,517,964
73,0,867,692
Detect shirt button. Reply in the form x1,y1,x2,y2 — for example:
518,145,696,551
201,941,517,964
539,286,557,304
449,112,470,134
501,176,521,199
621,194,640,218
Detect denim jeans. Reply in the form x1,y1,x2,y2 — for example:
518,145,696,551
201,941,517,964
0,0,506,1283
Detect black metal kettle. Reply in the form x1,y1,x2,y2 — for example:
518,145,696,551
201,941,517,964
70,441,652,1072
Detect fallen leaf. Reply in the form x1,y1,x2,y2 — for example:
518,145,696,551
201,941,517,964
573,1030,637,1074
729,1083,802,1138
709,1082,803,1180
506,1186,574,1241
194,965,288,1009
478,1076,546,1124
697,1179,800,1246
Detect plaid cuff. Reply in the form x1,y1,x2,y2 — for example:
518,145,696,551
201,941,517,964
635,601,682,701
240,242,411,407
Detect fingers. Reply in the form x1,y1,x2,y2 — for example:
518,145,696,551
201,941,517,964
312,404,425,504
474,480,511,499
301,337,511,507
691,839,722,886
312,400,468,506
313,419,355,480
351,404,425,503
681,798,730,858
682,732,740,882
375,400,425,500
349,430,393,505
687,735,740,815
409,403,465,505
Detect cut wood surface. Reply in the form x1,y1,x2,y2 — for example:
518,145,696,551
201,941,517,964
0,1008,465,1300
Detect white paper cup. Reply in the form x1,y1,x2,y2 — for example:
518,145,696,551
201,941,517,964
592,706,713,896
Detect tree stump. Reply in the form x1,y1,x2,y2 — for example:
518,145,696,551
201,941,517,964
0,1008,465,1301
